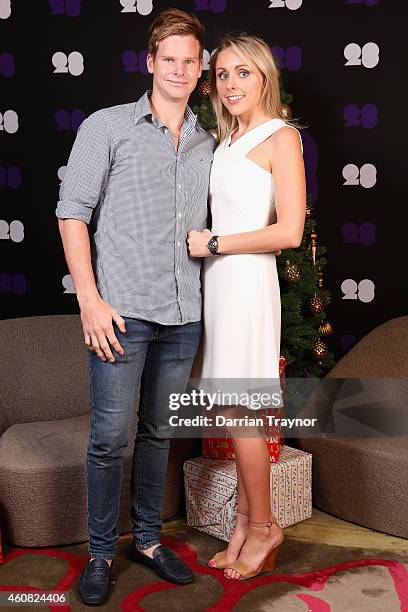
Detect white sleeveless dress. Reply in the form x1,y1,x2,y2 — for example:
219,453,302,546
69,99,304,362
196,119,303,405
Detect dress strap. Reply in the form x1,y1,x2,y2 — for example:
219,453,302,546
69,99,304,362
232,118,303,157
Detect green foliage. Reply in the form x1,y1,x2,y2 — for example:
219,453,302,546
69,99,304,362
193,89,217,131
280,81,293,107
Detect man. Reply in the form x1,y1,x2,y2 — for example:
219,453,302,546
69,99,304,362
56,8,215,606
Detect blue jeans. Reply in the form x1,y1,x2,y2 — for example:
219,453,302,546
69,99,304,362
86,317,201,560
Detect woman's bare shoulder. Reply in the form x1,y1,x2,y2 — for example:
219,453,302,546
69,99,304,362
265,125,303,160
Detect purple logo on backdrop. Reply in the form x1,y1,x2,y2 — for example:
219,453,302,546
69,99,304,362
0,52,15,77
344,104,378,128
49,0,81,16
346,0,379,5
0,165,22,188
122,50,148,74
194,0,227,12
55,109,86,131
271,46,302,71
300,131,318,207
0,272,27,295
340,335,357,354
342,222,376,246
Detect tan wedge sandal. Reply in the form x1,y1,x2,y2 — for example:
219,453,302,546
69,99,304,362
226,515,283,580
208,509,249,569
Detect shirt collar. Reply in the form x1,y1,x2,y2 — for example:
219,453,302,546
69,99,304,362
133,90,199,130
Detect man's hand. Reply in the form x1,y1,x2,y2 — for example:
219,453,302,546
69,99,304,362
187,229,213,257
80,296,126,363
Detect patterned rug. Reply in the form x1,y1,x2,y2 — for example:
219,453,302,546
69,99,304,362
1,522,408,611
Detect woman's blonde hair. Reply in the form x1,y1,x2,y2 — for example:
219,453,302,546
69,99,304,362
209,34,302,142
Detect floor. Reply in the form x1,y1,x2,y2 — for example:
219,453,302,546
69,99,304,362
276,507,408,552
1,508,407,611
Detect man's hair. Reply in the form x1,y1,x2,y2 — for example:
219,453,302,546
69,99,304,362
147,8,205,60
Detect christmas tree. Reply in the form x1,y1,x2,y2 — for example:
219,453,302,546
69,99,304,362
193,80,336,378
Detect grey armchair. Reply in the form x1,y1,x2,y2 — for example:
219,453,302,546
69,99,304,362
297,316,408,538
0,315,199,547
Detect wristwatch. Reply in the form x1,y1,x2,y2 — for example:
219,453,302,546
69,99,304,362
207,235,220,255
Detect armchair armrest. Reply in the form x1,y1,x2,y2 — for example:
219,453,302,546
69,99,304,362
0,398,9,438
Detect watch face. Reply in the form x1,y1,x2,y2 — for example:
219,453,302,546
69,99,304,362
208,237,218,254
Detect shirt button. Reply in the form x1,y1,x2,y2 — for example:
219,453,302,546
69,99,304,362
177,268,180,274
177,241,181,247
178,212,182,218
178,184,181,189
164,128,168,133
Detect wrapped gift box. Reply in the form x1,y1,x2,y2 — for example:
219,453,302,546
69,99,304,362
202,356,287,462
202,425,282,462
184,445,312,542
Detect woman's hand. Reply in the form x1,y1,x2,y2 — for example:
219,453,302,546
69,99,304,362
187,229,214,257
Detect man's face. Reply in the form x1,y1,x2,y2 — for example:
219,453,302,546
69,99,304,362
147,34,203,102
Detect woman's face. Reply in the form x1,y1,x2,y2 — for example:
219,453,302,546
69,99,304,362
215,47,264,118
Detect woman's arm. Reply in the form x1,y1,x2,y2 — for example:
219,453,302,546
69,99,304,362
187,127,306,256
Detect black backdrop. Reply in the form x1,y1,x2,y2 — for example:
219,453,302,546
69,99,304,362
1,0,406,360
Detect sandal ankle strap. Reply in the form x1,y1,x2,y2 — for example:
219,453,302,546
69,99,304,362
249,516,277,528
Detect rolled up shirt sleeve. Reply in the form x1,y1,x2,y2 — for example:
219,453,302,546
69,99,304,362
55,110,112,224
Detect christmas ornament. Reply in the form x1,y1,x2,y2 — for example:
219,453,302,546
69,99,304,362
318,270,324,289
319,321,333,336
305,203,313,218
312,338,328,359
310,231,317,266
199,80,210,97
282,104,292,119
283,261,300,283
309,294,325,314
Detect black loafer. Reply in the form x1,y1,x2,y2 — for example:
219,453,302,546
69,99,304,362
77,558,113,606
130,543,194,585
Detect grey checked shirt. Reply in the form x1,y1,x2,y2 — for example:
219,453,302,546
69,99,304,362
56,91,215,325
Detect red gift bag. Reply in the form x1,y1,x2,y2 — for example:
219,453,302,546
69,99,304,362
202,356,286,462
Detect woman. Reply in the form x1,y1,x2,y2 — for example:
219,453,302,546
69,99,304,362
187,34,306,580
